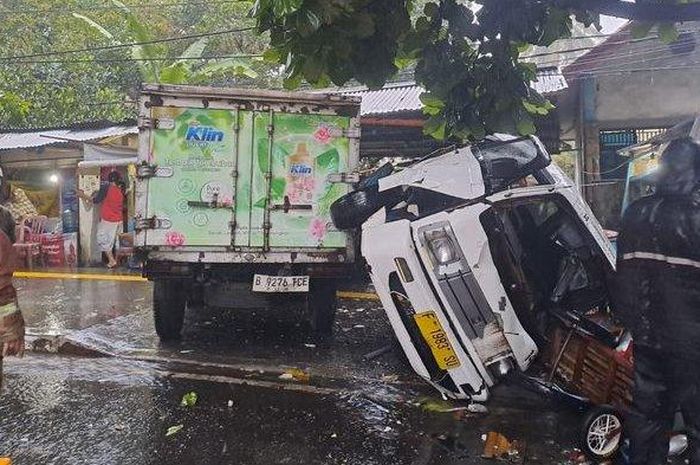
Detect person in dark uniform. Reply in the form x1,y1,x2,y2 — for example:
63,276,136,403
0,205,24,388
615,137,700,464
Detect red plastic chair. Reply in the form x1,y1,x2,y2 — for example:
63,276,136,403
13,215,47,270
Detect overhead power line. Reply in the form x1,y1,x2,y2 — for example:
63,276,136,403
0,26,256,61
3,54,263,65
0,0,242,15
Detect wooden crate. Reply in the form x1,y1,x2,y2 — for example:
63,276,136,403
550,326,633,407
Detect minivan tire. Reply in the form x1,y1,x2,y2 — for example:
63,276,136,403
153,279,188,341
309,279,338,337
330,188,382,230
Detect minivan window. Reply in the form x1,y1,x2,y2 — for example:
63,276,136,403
473,137,552,193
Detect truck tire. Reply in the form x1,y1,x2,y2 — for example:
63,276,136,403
153,279,188,341
309,279,338,337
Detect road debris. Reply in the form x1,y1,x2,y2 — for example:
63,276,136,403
180,391,198,408
278,368,310,383
482,431,525,460
165,424,184,437
363,345,392,361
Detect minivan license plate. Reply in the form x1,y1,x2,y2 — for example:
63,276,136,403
252,274,310,293
414,311,461,370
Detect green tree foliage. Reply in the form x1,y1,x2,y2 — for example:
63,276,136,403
0,0,273,128
74,0,258,85
250,0,691,141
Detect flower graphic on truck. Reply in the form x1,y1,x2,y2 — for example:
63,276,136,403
165,231,186,247
313,124,335,144
309,217,327,242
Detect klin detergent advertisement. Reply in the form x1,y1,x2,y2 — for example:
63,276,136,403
146,107,350,249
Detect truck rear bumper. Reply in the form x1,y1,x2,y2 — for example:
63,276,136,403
140,249,350,265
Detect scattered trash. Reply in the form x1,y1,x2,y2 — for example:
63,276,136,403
179,349,194,354
467,403,489,414
330,433,337,438
380,374,399,383
180,391,198,408
165,424,184,437
382,426,393,433
353,324,366,329
279,368,310,383
355,308,365,313
419,397,466,413
363,345,392,361
482,431,525,460
303,343,317,349
227,400,234,408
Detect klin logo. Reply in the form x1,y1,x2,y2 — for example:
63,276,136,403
186,126,224,142
290,164,312,176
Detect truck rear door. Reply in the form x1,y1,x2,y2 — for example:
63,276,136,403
247,112,356,249
140,106,239,247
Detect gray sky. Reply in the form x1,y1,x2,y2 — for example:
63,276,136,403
600,15,628,34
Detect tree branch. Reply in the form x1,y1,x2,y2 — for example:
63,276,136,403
590,0,700,21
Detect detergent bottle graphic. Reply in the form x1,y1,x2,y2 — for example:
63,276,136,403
286,143,315,205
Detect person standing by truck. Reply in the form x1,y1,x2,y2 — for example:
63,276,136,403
615,137,700,464
78,171,126,269
0,205,25,388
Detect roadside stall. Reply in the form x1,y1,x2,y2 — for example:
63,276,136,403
0,121,137,268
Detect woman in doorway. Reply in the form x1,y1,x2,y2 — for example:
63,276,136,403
78,171,125,269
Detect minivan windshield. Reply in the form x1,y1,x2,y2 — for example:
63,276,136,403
472,137,552,193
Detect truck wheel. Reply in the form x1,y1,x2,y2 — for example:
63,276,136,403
153,279,188,341
580,405,623,461
309,280,338,337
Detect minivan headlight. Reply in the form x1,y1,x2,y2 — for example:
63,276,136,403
423,226,461,266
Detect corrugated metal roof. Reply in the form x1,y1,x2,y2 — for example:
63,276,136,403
0,125,137,151
342,83,424,116
339,69,568,116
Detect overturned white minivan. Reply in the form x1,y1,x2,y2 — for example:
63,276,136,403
332,135,616,401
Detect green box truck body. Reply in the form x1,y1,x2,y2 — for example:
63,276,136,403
134,84,361,339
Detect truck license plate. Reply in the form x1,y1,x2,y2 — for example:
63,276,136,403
414,311,461,370
252,274,310,293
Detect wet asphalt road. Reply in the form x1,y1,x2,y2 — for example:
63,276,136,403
1,276,590,464
1,355,583,465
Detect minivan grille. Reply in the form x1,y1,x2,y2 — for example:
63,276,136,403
437,267,495,339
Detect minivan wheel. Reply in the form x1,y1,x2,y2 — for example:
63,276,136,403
308,279,338,337
153,279,188,341
580,406,623,461
330,188,381,230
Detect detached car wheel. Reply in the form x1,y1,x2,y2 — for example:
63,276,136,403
580,406,623,461
153,279,188,341
308,279,338,337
